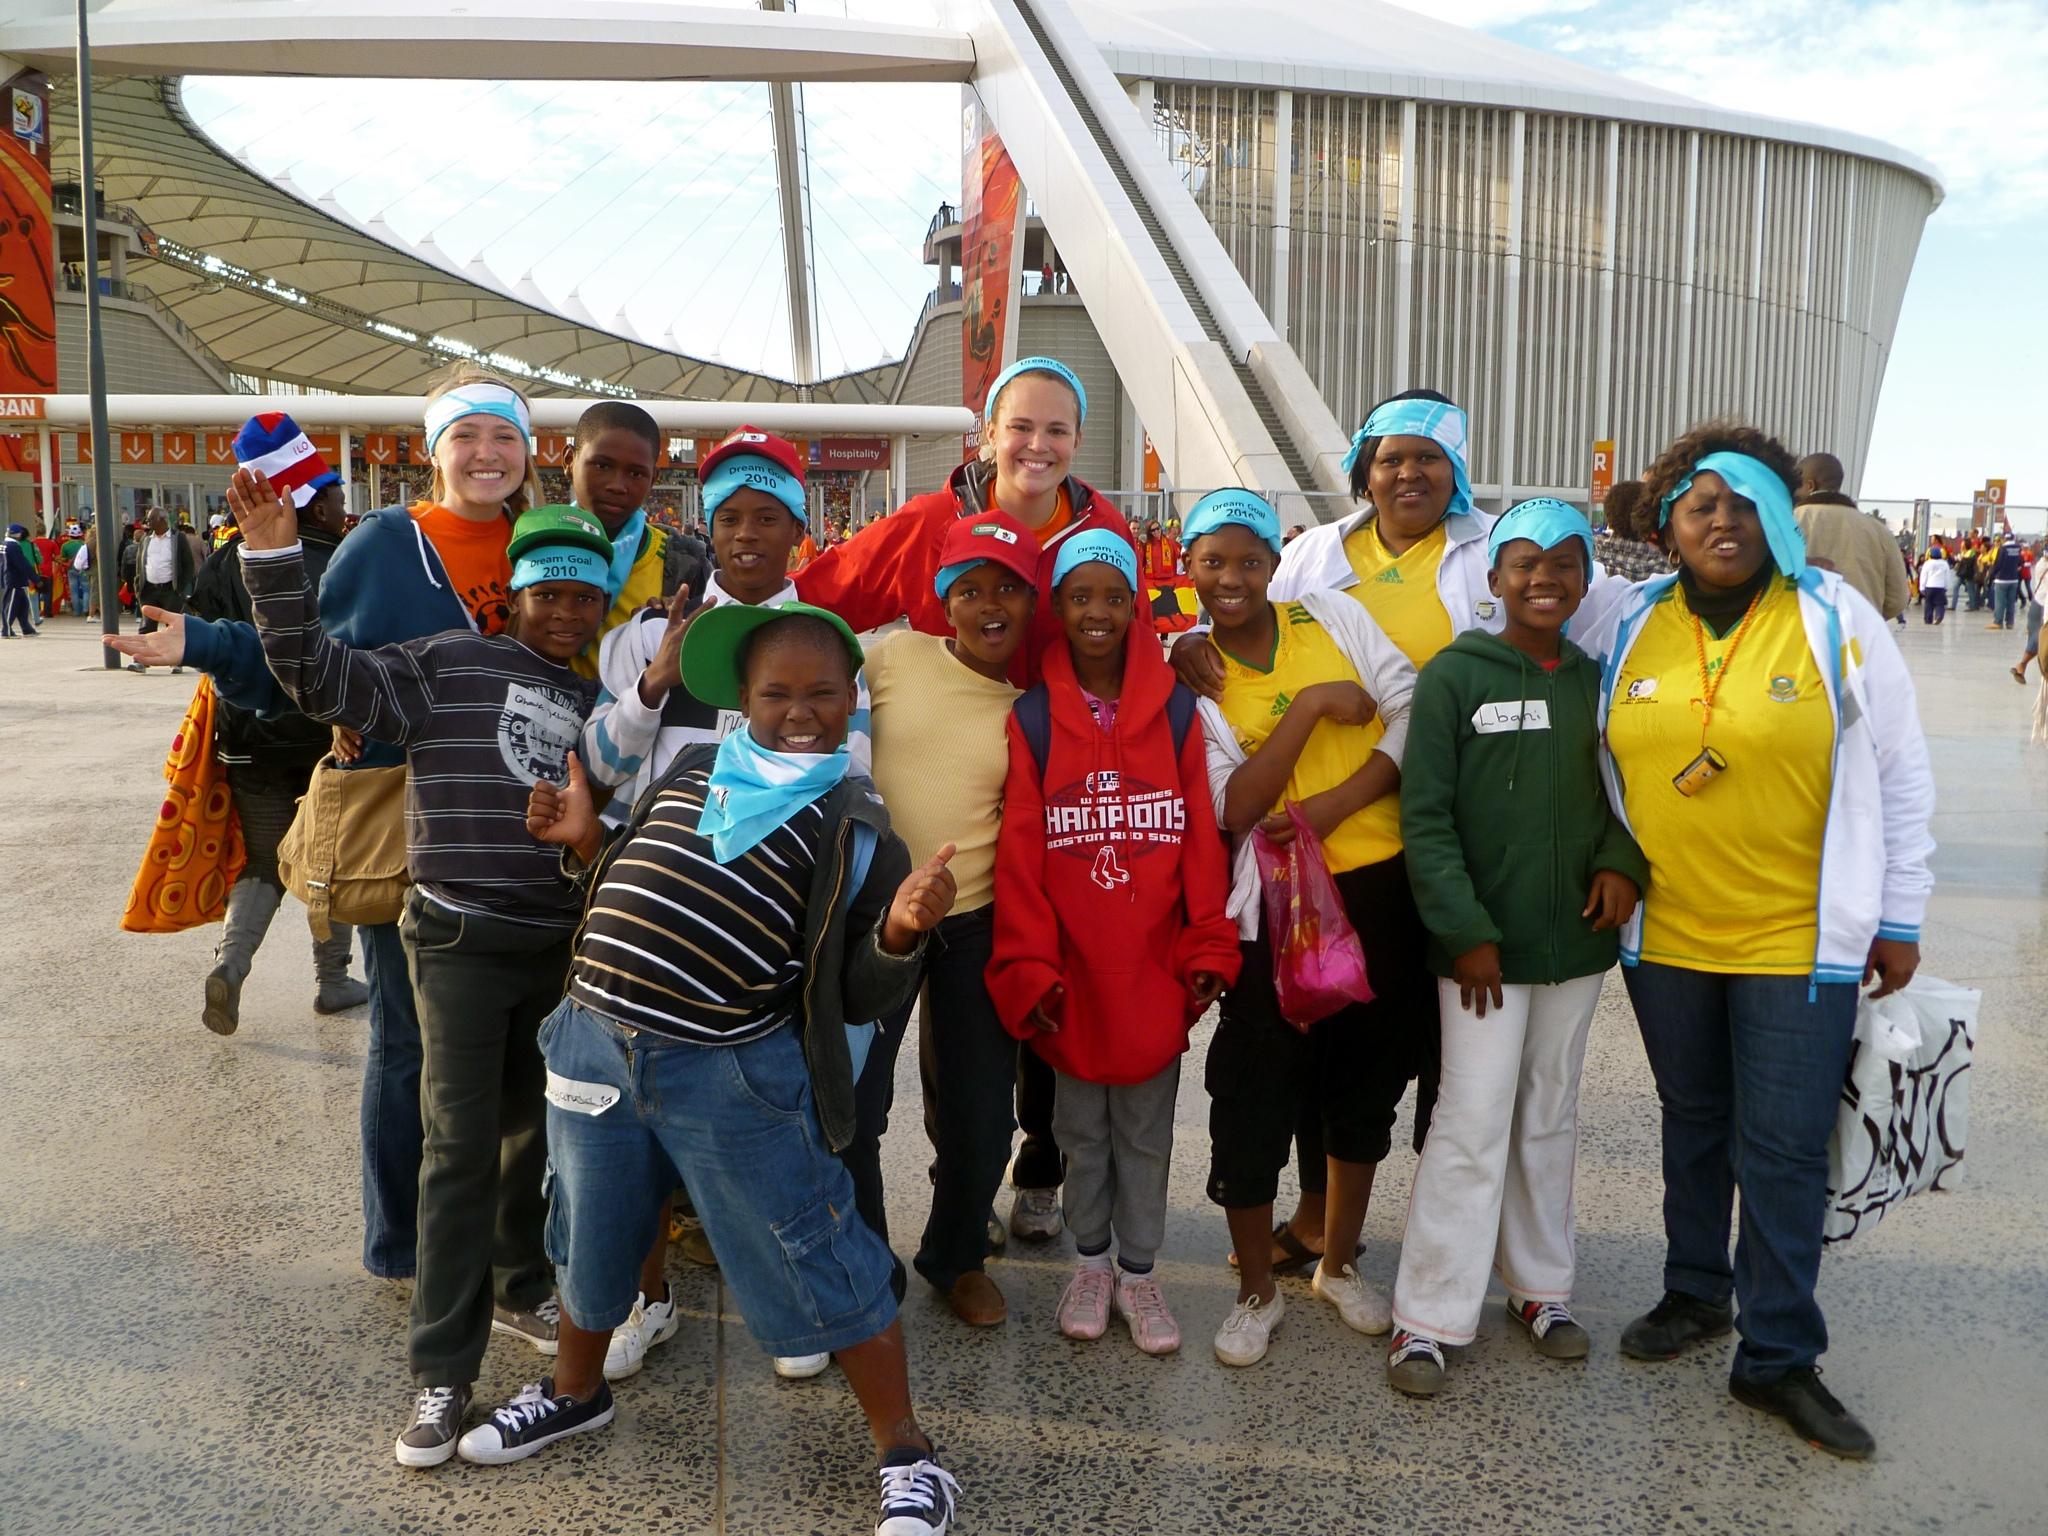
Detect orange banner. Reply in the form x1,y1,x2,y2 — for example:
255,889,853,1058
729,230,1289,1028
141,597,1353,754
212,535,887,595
307,432,341,462
960,94,1022,460
362,432,397,465
535,432,569,467
162,432,195,466
405,434,429,465
75,432,91,463
0,72,57,398
205,432,235,465
120,431,153,464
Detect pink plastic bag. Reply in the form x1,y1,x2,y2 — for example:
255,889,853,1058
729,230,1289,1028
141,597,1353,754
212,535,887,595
1253,803,1375,1029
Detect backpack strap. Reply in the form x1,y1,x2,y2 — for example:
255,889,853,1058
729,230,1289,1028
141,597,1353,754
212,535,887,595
1014,684,1053,779
1166,682,1197,759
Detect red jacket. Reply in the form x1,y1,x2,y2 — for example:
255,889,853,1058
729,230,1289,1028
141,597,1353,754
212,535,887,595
986,622,1241,1085
795,460,1136,688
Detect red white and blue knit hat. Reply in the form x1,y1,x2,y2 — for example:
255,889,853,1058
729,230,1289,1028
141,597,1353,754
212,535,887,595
234,412,341,509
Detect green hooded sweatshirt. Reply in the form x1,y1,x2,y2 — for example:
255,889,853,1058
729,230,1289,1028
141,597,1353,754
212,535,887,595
1399,628,1648,984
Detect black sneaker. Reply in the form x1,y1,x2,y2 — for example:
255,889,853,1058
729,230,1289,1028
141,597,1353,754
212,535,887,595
1731,1367,1876,1460
457,1377,615,1465
491,1296,561,1354
1619,1290,1735,1361
876,1447,961,1536
395,1383,472,1468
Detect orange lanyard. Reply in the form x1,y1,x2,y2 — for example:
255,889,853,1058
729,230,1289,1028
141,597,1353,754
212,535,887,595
1690,588,1766,749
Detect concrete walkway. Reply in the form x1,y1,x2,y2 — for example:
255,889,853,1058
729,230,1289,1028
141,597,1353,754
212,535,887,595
1,608,2042,1536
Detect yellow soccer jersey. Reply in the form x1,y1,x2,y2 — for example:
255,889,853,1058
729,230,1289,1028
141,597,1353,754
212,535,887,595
1606,579,1834,974
1343,518,1456,669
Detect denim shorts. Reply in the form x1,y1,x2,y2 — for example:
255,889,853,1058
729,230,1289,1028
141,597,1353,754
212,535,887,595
538,999,899,1357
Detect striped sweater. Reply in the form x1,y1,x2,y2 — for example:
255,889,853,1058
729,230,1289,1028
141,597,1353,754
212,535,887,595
242,542,599,927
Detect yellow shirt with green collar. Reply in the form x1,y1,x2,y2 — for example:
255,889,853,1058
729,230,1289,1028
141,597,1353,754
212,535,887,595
1343,518,1458,669
1217,600,1403,874
1605,576,1833,974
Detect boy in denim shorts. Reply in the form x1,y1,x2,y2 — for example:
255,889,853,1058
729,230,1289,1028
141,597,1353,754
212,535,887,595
476,601,964,1536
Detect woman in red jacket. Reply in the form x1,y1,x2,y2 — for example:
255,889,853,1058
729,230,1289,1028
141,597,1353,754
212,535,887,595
987,530,1240,1358
795,356,1136,689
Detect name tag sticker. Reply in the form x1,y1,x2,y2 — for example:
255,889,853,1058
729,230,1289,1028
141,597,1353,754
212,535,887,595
545,1069,621,1117
1472,700,1551,734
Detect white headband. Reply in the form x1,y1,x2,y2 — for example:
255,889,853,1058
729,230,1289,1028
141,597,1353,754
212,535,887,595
424,383,532,455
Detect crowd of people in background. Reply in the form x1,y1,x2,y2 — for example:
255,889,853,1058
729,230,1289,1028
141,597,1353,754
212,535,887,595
57,349,1970,1536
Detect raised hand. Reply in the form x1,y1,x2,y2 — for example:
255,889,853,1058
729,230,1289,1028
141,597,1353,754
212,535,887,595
102,606,187,667
636,584,696,707
527,753,601,863
225,466,298,551
882,841,957,954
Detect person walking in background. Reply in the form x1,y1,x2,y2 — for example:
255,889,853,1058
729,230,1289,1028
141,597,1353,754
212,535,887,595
1,524,38,637
126,507,196,672
62,522,89,617
1917,544,1952,625
1988,530,2023,630
2012,542,2048,683
1952,539,1979,611
1790,453,1908,621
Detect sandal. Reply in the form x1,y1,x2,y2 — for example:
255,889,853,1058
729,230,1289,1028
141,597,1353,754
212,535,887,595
2012,664,2028,685
1228,1221,1330,1275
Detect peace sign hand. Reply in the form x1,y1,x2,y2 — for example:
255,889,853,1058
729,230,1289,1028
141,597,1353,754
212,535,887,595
226,467,299,552
636,584,697,707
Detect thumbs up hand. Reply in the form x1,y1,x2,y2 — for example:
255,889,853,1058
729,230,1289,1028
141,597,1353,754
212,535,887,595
881,842,957,954
527,753,603,864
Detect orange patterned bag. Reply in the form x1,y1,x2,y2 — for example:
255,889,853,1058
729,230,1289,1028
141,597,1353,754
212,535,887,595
121,677,247,933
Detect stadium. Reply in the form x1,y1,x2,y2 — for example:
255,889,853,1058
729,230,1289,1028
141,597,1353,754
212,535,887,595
0,0,1941,521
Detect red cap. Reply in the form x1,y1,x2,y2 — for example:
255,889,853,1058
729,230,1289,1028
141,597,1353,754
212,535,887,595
699,425,805,484
935,509,1039,592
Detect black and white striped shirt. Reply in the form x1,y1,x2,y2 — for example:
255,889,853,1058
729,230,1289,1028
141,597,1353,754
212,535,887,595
570,767,824,1044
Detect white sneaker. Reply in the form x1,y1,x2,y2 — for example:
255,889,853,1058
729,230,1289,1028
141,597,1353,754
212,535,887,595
1008,1187,1063,1241
603,1288,681,1381
1311,1261,1392,1336
1214,1290,1285,1367
774,1352,831,1379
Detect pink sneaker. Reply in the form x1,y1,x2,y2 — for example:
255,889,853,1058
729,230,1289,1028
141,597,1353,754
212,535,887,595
1056,1265,1114,1341
1113,1270,1181,1355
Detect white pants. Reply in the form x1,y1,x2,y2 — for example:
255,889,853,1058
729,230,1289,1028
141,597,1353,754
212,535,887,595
1391,973,1604,1345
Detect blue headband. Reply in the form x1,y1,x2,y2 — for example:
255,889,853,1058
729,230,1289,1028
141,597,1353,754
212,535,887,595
1182,488,1283,555
1488,497,1595,571
1656,451,1805,579
1050,529,1137,592
424,383,532,455
510,545,609,593
703,453,807,525
1340,398,1474,522
985,356,1088,425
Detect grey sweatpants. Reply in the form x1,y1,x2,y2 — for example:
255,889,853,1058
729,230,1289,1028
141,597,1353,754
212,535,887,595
1051,1059,1181,1270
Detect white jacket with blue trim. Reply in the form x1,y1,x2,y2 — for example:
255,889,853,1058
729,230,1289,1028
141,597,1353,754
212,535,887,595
1575,567,1936,984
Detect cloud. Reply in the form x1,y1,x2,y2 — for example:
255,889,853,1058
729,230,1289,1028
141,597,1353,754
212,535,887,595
1490,0,2048,223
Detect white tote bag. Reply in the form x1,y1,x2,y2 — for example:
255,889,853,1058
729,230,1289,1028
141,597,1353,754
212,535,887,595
1823,975,1978,1245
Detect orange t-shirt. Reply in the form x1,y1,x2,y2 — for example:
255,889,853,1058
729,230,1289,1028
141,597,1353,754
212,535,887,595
1028,487,1075,548
412,502,513,635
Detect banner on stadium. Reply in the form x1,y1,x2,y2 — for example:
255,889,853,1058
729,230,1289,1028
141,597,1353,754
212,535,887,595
960,90,1024,460
0,70,55,478
362,433,397,465
205,432,235,465
121,432,153,464
162,432,195,466
1591,440,1616,513
817,438,888,472
535,433,569,466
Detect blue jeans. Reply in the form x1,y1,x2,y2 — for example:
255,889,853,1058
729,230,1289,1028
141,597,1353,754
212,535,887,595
1993,579,2020,628
68,569,89,613
540,1001,899,1357
1623,962,1857,1384
359,920,424,1279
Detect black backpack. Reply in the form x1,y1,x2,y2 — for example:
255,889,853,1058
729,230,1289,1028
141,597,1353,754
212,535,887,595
1012,681,1198,779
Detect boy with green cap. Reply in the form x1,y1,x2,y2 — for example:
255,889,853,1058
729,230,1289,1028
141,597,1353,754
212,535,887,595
493,601,965,1536
230,470,612,1464
1386,497,1647,1397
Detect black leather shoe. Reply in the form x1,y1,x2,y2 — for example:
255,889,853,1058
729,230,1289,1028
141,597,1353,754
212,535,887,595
1731,1367,1876,1459
1618,1290,1735,1360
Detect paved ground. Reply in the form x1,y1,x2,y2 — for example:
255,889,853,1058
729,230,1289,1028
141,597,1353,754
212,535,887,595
1,606,2044,1536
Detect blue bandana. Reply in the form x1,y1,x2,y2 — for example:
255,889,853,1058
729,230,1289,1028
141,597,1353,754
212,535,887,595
1050,529,1137,593
510,545,609,592
1183,488,1283,555
704,453,807,525
1340,398,1474,521
601,507,646,601
697,726,850,864
1656,451,1805,579
1488,497,1595,572
423,383,532,455
985,356,1088,424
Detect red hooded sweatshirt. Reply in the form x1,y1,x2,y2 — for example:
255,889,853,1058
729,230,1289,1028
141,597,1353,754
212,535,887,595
986,620,1241,1086
794,459,1136,688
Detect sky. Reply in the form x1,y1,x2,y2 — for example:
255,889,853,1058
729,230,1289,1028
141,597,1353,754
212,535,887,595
181,0,2048,510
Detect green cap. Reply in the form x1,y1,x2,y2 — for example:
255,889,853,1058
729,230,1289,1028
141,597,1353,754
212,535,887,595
507,503,612,564
679,600,865,710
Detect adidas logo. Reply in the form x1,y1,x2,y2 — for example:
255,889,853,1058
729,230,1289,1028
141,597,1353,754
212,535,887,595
1271,690,1293,717
1376,568,1405,584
